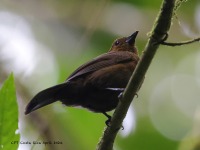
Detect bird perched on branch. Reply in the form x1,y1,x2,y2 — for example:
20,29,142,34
25,31,140,125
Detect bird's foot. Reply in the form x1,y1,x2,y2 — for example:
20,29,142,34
103,112,112,127
102,112,124,130
105,118,111,127
119,92,138,100
118,92,123,101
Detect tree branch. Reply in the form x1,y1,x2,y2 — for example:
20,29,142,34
161,37,200,46
96,0,175,150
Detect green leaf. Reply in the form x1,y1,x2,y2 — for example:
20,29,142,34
0,73,19,150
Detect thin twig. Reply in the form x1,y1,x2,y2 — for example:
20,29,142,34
161,37,200,46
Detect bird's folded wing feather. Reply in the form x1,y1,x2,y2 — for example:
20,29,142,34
67,51,138,81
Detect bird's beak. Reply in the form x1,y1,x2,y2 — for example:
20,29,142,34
126,31,139,45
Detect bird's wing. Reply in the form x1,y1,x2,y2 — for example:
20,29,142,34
67,51,138,81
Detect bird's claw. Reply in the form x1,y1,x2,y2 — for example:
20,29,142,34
103,112,112,127
118,92,123,101
119,92,138,100
105,119,124,130
105,117,111,127
103,112,125,130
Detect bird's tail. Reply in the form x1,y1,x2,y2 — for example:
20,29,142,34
25,83,69,115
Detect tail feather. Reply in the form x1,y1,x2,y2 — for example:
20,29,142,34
25,83,69,115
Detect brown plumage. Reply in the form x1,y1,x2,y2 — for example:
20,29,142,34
25,31,140,124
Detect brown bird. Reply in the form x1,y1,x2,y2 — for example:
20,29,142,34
25,31,140,125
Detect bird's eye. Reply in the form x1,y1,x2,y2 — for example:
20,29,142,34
114,40,120,46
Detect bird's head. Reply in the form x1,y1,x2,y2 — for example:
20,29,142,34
109,31,139,54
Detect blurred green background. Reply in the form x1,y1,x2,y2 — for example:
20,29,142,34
0,0,200,150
